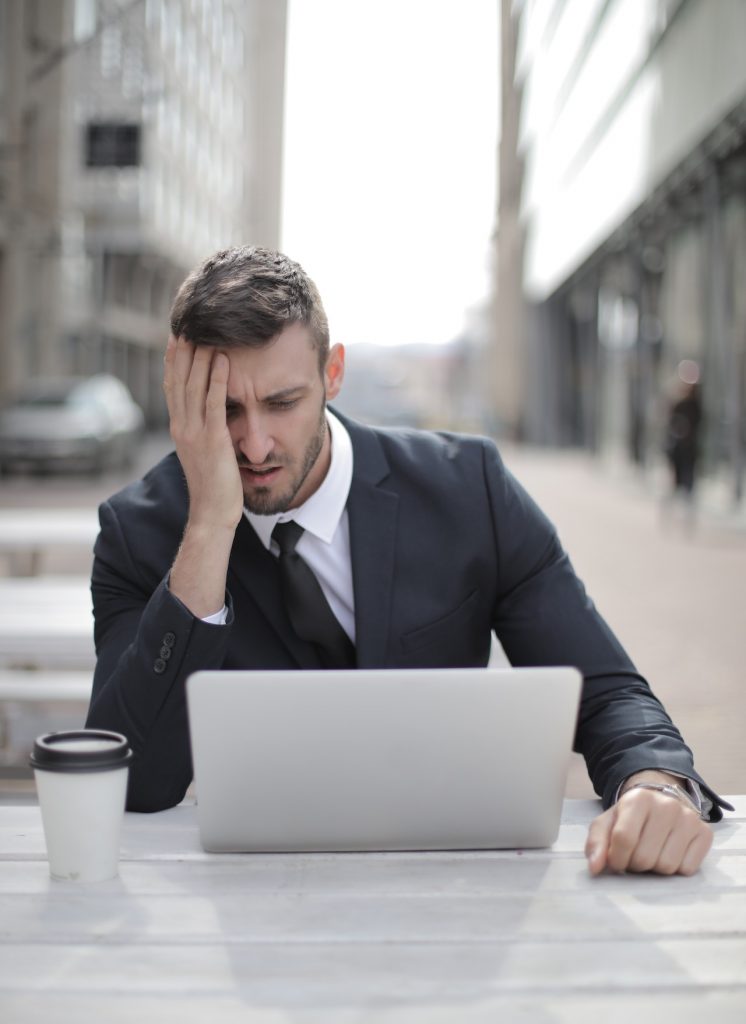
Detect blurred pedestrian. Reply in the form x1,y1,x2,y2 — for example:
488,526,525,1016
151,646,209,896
664,360,702,521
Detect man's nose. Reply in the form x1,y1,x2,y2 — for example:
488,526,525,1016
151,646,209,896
235,415,274,465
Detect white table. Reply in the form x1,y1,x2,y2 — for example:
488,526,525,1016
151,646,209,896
1,799,744,1022
0,508,99,576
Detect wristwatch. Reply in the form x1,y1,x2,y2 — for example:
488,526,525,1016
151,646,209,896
625,781,703,816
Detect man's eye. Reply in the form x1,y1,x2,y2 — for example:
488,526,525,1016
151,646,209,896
225,405,239,418
270,399,298,411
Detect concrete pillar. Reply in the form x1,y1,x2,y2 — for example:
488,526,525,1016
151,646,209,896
0,0,77,393
703,165,742,502
245,0,288,248
0,0,28,396
489,0,526,439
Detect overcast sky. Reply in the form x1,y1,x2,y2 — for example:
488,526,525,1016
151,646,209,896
281,0,498,347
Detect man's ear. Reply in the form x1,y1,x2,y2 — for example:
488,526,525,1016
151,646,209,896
324,343,345,401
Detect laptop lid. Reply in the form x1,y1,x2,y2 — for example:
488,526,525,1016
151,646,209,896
186,667,582,853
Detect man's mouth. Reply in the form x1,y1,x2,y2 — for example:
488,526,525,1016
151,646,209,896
239,465,282,483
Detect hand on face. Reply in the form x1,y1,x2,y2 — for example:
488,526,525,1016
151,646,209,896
163,335,244,531
585,776,713,877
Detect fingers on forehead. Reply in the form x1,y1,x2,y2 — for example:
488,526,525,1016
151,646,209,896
210,351,229,377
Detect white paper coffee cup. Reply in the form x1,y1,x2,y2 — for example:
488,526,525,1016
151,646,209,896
30,730,133,882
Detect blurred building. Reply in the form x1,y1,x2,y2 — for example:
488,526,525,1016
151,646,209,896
335,339,490,435
0,0,287,424
494,0,746,501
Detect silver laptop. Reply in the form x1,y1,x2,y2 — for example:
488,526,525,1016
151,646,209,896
186,667,582,853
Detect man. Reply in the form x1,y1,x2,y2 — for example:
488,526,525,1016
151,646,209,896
86,246,729,875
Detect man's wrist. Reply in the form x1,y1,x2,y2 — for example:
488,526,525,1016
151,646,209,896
620,769,683,794
618,770,704,816
184,518,238,541
169,521,234,619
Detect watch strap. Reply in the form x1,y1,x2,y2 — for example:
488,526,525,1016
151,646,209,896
624,781,703,817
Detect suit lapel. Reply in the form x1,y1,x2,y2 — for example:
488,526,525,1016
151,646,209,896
226,412,399,670
228,516,324,669
343,416,399,668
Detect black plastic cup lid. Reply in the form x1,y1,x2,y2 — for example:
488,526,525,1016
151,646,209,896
29,730,134,773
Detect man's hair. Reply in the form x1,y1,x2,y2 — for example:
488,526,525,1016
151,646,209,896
170,246,329,369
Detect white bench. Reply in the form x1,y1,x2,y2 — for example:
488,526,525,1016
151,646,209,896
0,670,93,703
0,576,96,668
0,670,93,770
0,508,99,576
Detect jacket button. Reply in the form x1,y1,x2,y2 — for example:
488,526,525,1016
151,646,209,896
163,632,176,648
153,658,167,674
159,645,172,660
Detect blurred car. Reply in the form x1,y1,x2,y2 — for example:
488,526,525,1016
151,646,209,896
0,374,145,475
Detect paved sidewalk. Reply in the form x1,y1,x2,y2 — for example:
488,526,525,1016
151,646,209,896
502,444,746,800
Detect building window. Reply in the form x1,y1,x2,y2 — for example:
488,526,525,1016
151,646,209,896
85,123,141,167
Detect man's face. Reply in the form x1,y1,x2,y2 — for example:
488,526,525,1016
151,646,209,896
222,322,345,515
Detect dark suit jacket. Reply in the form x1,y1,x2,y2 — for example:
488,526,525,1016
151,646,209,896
86,411,727,817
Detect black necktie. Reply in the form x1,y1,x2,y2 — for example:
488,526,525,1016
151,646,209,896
272,520,356,669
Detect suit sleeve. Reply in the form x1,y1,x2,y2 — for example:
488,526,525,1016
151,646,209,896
482,443,730,820
85,499,234,812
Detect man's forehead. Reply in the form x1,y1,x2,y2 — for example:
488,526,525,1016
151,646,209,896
222,347,317,403
222,323,314,363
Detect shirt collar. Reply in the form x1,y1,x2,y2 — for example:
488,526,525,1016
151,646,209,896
244,408,353,550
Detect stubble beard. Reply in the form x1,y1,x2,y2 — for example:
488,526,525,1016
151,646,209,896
241,403,328,516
